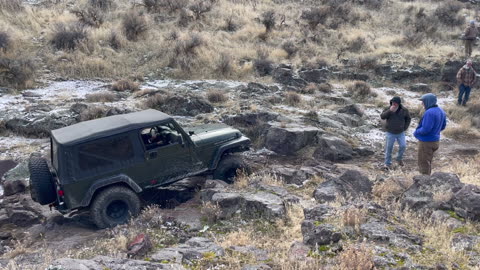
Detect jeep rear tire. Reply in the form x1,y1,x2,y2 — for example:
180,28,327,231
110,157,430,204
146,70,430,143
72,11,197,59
90,186,141,229
213,154,249,183
28,157,56,205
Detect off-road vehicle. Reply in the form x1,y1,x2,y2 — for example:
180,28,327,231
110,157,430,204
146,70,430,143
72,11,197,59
28,109,250,228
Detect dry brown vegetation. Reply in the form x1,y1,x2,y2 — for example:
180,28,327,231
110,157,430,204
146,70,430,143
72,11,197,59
85,91,117,102
206,89,228,103
111,79,140,91
0,0,473,88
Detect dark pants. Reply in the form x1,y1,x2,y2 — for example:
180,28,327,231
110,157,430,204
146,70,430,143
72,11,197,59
418,141,439,175
465,39,474,57
458,84,472,105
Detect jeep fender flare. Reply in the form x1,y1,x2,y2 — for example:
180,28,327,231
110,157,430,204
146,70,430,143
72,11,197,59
210,136,250,170
80,174,142,207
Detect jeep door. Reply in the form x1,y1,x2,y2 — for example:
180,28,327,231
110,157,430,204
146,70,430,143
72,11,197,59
138,121,204,187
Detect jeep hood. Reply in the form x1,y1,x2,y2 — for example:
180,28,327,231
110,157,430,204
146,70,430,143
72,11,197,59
187,124,242,146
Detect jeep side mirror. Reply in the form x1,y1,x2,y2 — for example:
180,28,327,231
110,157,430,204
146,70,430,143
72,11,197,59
188,131,194,136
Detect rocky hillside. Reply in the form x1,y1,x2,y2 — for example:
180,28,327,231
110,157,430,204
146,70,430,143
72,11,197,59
1,0,480,270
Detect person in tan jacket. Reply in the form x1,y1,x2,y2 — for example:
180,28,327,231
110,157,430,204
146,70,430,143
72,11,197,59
464,20,478,57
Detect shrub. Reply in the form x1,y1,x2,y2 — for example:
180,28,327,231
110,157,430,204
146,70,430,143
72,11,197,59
347,81,375,101
0,0,24,12
111,79,140,91
86,92,117,102
170,34,203,71
318,83,332,93
178,9,193,27
122,11,148,41
261,10,275,32
108,31,123,50
72,7,105,27
165,30,179,41
300,7,330,30
189,0,213,20
253,59,273,76
356,55,378,70
400,28,426,47
223,16,239,32
144,94,166,109
434,0,464,27
80,106,106,121
215,53,232,76
346,36,368,53
0,57,35,89
285,91,302,106
0,32,11,53
206,89,228,103
281,41,298,58
336,244,374,270
89,0,114,10
50,23,88,51
302,83,318,94
144,0,189,13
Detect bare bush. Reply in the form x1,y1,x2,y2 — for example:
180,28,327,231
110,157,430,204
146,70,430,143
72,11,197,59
318,83,332,93
189,0,213,20
0,57,35,89
336,244,375,270
206,89,228,103
108,31,123,50
86,92,117,102
356,55,378,70
300,7,330,30
347,81,376,101
72,7,105,27
143,0,188,13
170,34,203,71
261,10,275,32
342,207,367,231
89,0,114,10
434,0,464,27
201,202,221,224
223,16,239,32
285,91,302,106
79,106,106,121
50,23,88,51
254,59,273,76
111,79,140,91
0,0,24,12
122,11,148,41
215,53,232,76
302,83,318,94
281,41,298,58
345,36,369,53
144,94,166,109
0,32,11,53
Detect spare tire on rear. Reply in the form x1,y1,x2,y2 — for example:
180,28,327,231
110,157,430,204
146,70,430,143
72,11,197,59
28,157,56,205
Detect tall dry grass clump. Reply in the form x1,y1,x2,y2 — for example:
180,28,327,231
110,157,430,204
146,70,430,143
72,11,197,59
285,91,302,106
50,23,89,51
335,244,375,270
111,79,140,92
206,89,228,103
0,57,35,89
122,11,149,41
347,81,376,101
0,0,24,13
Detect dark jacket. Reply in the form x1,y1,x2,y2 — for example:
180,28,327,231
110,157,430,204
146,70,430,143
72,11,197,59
381,106,411,134
414,94,447,142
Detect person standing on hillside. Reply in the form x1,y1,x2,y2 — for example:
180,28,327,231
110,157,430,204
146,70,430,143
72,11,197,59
456,59,477,106
414,93,447,175
380,96,411,170
463,20,478,58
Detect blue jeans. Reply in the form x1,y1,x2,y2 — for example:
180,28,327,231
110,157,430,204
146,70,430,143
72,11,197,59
384,132,406,166
458,84,471,105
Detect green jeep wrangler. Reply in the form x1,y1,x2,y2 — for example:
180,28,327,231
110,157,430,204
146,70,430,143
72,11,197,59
28,109,250,228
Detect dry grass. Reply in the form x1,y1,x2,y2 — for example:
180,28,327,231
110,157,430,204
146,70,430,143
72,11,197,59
347,81,376,102
439,155,480,186
341,206,368,233
285,91,302,106
206,89,228,103
85,91,117,102
372,177,413,202
334,243,375,270
111,79,140,92
443,122,480,141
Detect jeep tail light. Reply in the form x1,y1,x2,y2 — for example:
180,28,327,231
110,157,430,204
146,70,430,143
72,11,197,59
58,190,64,197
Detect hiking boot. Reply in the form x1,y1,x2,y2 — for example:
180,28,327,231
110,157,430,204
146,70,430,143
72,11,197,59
382,164,392,171
397,160,405,167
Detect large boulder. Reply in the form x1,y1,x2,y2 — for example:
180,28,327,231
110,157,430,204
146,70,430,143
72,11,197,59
5,112,75,138
151,94,214,116
314,170,373,203
272,68,307,88
441,60,464,83
2,180,27,196
301,223,341,246
51,256,186,270
298,68,329,84
337,104,364,117
401,172,464,211
0,160,17,181
313,136,354,162
359,221,422,252
150,237,224,264
391,65,435,82
270,165,323,186
452,184,480,221
265,124,321,155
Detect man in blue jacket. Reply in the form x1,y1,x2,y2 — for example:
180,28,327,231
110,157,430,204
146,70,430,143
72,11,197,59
414,93,447,175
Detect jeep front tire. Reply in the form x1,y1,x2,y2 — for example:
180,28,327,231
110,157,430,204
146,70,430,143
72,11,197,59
213,154,249,183
90,186,141,229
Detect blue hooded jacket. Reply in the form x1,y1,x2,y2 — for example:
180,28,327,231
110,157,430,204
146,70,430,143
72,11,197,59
414,93,447,142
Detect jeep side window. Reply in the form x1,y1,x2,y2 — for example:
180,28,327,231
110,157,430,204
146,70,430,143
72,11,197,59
141,123,183,150
78,136,134,171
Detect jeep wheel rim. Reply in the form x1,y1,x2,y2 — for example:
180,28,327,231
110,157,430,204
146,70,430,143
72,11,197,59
106,200,129,221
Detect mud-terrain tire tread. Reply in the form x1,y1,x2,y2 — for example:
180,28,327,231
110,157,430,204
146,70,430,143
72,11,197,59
213,154,250,183
28,157,56,205
90,186,141,229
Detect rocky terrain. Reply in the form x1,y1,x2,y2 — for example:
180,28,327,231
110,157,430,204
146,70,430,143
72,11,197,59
2,0,480,269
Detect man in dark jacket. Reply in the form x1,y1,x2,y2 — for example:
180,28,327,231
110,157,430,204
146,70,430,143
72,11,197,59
414,93,447,175
380,96,411,169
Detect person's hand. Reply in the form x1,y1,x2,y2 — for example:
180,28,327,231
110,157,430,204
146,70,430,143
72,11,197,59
389,104,398,112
